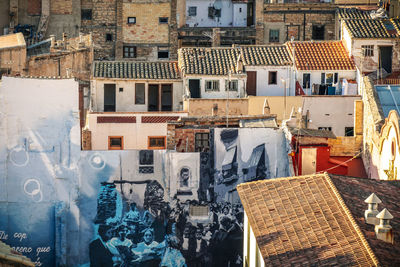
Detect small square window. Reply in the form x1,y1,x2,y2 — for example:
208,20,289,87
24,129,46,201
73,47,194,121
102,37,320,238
345,127,354,136
361,45,374,57
189,205,209,217
268,71,277,85
205,80,219,91
123,46,136,58
109,137,123,150
269,29,279,43
158,47,169,59
159,17,169,24
148,136,166,149
226,80,238,91
119,87,123,92
318,127,332,131
188,6,197,16
195,132,209,152
127,17,136,24
81,9,92,20
106,33,113,42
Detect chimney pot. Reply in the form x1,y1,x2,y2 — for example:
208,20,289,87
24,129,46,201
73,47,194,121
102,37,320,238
364,193,382,225
375,208,394,244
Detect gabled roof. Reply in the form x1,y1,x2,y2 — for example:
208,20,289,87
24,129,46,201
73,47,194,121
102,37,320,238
337,8,372,20
343,18,400,39
286,41,355,71
288,127,336,139
330,174,400,266
93,61,181,80
0,33,26,50
178,46,291,75
237,173,379,266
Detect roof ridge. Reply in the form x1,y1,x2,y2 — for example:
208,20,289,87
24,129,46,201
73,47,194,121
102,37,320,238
324,173,380,266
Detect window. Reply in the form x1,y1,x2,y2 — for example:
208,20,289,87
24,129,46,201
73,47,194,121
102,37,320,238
159,17,169,24
318,127,332,131
205,80,219,91
312,25,325,40
148,136,166,149
189,205,209,217
127,17,136,24
158,47,169,59
188,7,197,16
362,45,374,57
321,72,338,85
106,33,113,42
119,87,123,92
123,46,136,58
81,9,92,20
208,7,221,18
135,83,145,104
345,127,354,137
108,137,123,150
268,71,277,85
303,73,311,89
139,150,154,173
269,29,279,43
226,80,238,91
195,133,210,152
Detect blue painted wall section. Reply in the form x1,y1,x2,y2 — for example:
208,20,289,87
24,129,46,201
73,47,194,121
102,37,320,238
0,77,290,267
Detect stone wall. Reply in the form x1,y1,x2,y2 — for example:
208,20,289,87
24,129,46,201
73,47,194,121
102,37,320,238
81,0,118,60
168,127,210,152
263,3,336,43
51,0,72,15
0,47,27,76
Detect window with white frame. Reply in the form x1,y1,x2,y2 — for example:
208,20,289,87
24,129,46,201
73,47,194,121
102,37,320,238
361,45,374,57
225,80,238,91
303,73,311,89
205,80,219,91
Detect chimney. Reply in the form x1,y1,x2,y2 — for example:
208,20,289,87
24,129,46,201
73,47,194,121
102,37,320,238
212,104,218,116
50,35,56,48
236,53,243,74
375,208,394,244
364,193,382,225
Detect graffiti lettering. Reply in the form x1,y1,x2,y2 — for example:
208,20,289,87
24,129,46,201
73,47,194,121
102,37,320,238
12,246,32,253
23,178,43,202
14,232,27,242
0,231,8,240
36,246,51,256
34,257,42,266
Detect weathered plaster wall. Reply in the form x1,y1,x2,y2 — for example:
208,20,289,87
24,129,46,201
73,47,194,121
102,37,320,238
0,77,290,266
184,98,249,116
302,96,361,137
0,1,10,35
92,79,184,112
245,66,293,96
0,46,27,76
248,96,303,122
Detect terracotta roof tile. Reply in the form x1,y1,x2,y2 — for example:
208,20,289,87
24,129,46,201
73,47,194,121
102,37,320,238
237,173,379,266
97,116,136,123
286,41,356,71
338,8,372,20
0,241,34,266
93,61,180,79
343,18,400,39
141,116,180,123
330,174,400,267
178,46,291,75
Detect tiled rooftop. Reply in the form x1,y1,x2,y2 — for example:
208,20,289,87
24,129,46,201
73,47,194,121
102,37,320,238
337,8,371,20
330,174,400,267
343,19,400,39
288,127,336,139
237,173,379,266
178,46,291,75
93,61,181,79
286,41,356,71
0,32,26,50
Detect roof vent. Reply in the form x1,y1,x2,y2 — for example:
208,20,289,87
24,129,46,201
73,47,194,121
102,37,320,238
375,208,394,244
364,193,382,225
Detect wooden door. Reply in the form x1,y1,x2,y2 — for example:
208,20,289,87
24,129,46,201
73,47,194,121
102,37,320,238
246,71,257,96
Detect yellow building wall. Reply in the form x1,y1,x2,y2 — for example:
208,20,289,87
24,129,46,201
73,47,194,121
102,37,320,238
123,2,170,44
248,96,303,122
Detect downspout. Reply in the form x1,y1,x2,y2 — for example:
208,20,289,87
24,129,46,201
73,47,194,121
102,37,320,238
303,13,306,41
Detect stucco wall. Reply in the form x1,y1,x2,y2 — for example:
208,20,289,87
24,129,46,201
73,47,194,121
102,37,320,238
185,0,246,27
248,96,303,122
302,96,361,136
184,98,249,116
245,66,293,96
92,79,184,112
88,112,188,150
0,46,27,76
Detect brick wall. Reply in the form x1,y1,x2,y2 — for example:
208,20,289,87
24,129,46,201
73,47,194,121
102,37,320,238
28,0,41,15
51,0,73,15
0,47,27,76
174,128,210,152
